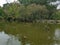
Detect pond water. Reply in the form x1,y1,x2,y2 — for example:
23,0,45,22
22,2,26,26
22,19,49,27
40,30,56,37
54,29,60,40
0,31,21,45
0,29,60,45
0,31,30,45
53,29,60,45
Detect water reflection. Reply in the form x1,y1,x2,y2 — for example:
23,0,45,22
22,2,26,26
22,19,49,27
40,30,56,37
53,29,60,45
0,31,31,45
1,28,60,45
0,31,21,45
54,29,60,40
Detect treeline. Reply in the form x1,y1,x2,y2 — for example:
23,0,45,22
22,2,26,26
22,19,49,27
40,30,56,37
0,0,60,22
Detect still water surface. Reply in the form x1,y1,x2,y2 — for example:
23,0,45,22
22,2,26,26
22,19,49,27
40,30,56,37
0,31,30,45
0,31,21,45
53,29,60,45
0,29,60,45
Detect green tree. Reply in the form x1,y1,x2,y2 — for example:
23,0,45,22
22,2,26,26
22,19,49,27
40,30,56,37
46,5,57,19
3,3,21,18
18,0,57,5
51,10,60,20
0,7,5,19
26,4,49,20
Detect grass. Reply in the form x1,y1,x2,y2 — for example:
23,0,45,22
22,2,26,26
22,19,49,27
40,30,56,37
0,21,60,45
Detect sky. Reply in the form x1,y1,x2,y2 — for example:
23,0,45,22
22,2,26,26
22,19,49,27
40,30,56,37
50,1,60,9
0,0,17,7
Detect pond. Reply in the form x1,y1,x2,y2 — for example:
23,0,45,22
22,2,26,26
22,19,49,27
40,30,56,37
1,22,60,45
53,29,60,45
0,31,30,45
0,28,60,45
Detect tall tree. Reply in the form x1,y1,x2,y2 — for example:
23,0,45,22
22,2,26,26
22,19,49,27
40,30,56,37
3,3,21,18
0,7,5,20
26,4,49,20
18,0,57,5
51,10,60,20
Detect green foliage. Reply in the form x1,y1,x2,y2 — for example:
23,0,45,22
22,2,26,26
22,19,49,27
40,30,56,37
3,3,49,21
0,0,58,22
3,3,21,18
19,0,48,5
26,4,49,20
0,7,5,18
18,0,57,5
51,10,60,20
46,5,57,19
